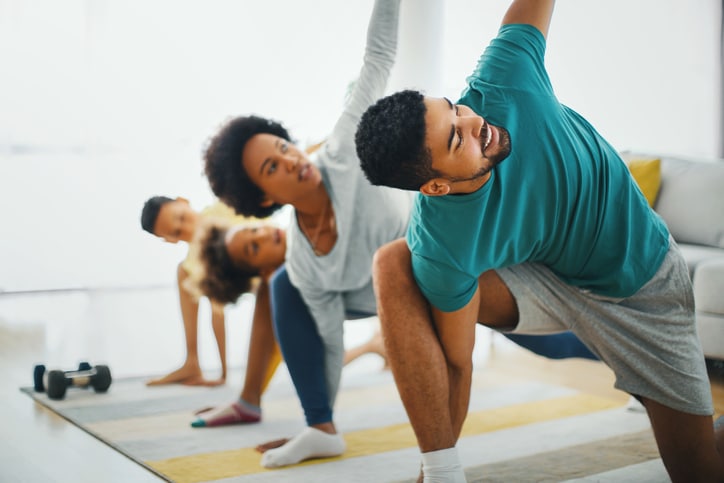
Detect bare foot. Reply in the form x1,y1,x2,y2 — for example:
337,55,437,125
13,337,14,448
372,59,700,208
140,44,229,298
146,363,207,386
200,377,226,387
343,330,389,369
255,438,289,453
366,330,389,369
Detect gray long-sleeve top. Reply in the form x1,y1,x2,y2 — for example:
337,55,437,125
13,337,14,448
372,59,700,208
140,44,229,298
285,0,413,408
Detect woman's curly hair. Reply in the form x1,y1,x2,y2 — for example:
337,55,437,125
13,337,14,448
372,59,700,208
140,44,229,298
195,221,260,305
204,115,293,218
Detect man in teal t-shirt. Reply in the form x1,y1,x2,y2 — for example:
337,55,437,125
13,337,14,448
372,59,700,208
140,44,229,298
355,1,721,482
408,22,669,311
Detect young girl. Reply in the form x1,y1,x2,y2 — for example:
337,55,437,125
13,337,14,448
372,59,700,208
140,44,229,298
190,220,388,428
182,219,286,427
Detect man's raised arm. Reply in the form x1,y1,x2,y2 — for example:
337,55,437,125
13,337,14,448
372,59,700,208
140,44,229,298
502,0,555,39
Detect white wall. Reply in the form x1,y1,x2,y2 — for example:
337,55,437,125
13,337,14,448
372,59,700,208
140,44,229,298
0,0,720,292
443,0,721,158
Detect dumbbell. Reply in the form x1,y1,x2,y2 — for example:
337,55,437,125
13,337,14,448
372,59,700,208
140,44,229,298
33,363,112,400
33,361,91,392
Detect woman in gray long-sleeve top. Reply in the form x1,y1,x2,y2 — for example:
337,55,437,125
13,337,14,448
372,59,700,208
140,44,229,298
204,0,409,468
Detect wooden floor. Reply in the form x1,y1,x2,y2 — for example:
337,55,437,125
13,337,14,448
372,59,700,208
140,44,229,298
1,288,722,482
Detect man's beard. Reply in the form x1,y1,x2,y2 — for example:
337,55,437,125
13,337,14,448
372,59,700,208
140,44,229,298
485,125,512,167
446,126,512,184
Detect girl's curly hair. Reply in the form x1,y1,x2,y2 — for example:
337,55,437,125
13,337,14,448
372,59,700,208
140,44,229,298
196,221,260,305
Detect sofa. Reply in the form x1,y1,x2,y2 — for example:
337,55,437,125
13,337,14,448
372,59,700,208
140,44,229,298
623,152,724,361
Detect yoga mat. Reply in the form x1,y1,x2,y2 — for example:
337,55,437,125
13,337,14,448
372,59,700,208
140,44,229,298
21,367,666,482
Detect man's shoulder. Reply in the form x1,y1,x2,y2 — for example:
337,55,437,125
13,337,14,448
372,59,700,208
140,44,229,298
406,195,454,253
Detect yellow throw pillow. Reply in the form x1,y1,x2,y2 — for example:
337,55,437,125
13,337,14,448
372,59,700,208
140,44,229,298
626,157,661,207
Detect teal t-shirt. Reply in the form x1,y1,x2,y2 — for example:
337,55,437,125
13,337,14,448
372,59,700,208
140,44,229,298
407,24,670,312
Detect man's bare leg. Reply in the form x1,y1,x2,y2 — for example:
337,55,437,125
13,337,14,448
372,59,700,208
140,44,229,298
373,239,458,452
374,240,469,482
374,240,521,481
642,397,724,482
148,264,208,386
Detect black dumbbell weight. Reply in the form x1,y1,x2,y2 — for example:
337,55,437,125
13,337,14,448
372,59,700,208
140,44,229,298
33,361,92,393
46,364,112,400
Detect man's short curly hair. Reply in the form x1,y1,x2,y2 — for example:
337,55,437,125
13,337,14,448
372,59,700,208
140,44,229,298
198,224,259,305
355,89,437,191
204,115,292,218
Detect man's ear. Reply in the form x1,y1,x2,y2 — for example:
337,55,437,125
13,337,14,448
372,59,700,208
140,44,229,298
176,197,190,205
420,178,451,197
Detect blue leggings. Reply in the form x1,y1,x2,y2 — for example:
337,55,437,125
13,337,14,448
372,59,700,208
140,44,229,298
269,266,598,426
270,266,336,425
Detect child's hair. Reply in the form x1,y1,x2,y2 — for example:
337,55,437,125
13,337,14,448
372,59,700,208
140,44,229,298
140,195,174,234
186,219,260,305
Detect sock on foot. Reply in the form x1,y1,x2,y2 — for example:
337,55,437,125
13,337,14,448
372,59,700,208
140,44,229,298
260,427,345,468
191,398,261,428
421,447,467,483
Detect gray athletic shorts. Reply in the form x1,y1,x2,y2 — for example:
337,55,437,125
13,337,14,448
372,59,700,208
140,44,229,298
496,237,713,416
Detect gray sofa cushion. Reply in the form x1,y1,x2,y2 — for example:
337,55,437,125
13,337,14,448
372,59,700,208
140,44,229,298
693,259,724,314
677,244,724,279
654,156,724,249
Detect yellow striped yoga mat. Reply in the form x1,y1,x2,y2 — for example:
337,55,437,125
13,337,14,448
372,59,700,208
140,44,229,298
149,392,624,483
21,366,666,483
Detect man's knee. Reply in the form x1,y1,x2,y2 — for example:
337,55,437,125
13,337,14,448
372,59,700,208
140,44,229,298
372,238,410,271
373,239,412,293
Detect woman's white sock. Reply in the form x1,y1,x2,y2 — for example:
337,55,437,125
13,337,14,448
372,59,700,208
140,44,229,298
260,427,346,468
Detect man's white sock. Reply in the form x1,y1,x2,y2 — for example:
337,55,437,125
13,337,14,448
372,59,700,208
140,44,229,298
421,447,467,482
260,427,345,468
